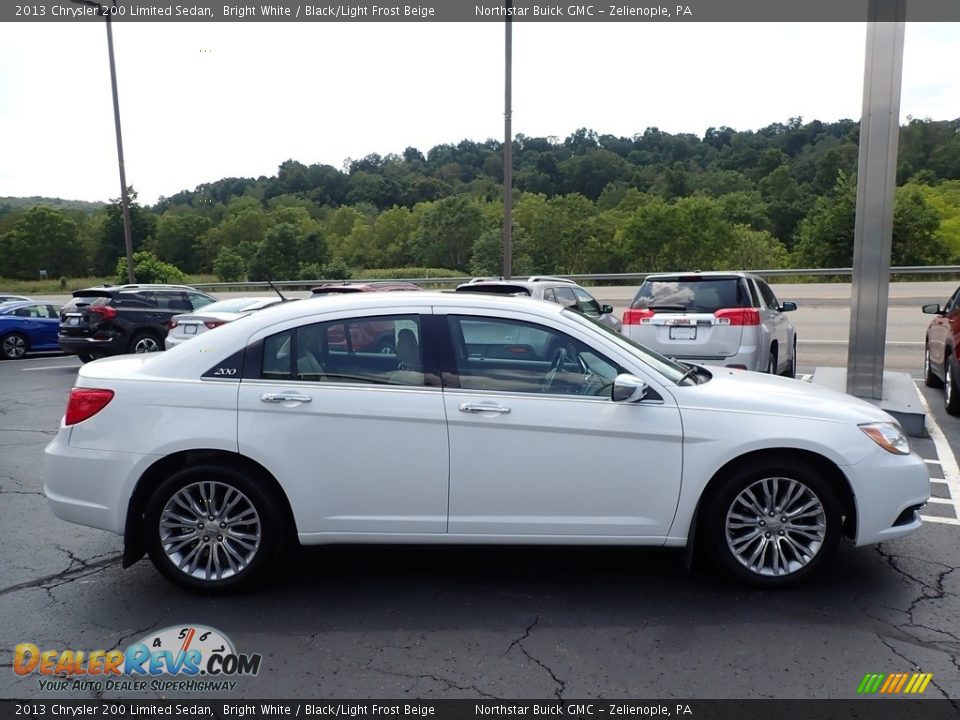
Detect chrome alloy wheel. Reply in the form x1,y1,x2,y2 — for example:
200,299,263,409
2,334,26,359
159,481,261,581
724,476,826,577
133,335,160,353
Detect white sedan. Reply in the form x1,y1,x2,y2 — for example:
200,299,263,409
44,292,929,592
164,296,286,349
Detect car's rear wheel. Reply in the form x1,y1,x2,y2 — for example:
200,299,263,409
766,348,778,375
925,344,943,388
780,339,797,379
0,332,28,360
703,459,841,587
129,332,162,354
945,355,960,416
143,464,285,593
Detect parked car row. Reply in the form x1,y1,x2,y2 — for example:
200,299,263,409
2,276,802,374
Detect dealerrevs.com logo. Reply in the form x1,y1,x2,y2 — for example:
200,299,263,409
13,625,261,693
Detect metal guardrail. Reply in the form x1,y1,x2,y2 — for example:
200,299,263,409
187,265,960,292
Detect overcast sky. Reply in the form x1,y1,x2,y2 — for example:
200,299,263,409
0,22,957,205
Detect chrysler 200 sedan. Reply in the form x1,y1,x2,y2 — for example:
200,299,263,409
44,293,928,592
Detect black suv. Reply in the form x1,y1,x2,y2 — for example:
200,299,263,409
59,284,217,361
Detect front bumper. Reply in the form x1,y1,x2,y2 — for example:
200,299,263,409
847,449,930,546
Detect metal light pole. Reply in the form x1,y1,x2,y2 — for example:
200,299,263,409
502,0,513,280
74,0,136,283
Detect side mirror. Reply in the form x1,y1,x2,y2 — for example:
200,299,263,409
611,373,648,403
922,303,943,315
779,301,797,312
601,304,614,315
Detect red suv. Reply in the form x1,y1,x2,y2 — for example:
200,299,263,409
923,289,960,413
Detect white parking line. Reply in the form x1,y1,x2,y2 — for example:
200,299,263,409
915,385,960,526
22,364,79,372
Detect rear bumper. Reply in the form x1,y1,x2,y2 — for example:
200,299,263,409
43,427,150,535
58,334,124,357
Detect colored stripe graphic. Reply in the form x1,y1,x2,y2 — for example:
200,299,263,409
857,672,932,694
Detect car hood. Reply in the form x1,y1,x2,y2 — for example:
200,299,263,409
674,366,898,426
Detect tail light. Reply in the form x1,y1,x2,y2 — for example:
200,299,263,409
204,321,226,330
623,308,656,325
167,319,179,330
714,308,760,325
65,388,114,426
89,305,117,321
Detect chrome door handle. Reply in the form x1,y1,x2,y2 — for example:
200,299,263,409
261,392,313,403
459,402,510,414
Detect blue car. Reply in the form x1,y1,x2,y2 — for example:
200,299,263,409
0,301,63,360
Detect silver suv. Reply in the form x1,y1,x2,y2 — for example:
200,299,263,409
623,271,798,376
455,276,622,333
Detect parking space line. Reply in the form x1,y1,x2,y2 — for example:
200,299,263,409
22,365,79,372
915,385,960,526
926,497,954,505
925,459,942,465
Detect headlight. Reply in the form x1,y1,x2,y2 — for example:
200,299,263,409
859,422,911,455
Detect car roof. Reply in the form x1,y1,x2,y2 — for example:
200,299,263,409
73,284,207,297
311,281,421,294
642,271,754,280
124,291,569,380
0,300,54,311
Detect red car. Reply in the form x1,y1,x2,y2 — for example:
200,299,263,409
923,290,960,413
310,281,422,353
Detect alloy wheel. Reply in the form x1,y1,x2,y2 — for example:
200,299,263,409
133,335,160,353
158,481,262,582
2,334,26,359
724,476,826,577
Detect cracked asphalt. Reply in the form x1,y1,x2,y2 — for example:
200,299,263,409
1,354,958,702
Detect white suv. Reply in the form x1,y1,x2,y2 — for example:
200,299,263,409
623,272,798,376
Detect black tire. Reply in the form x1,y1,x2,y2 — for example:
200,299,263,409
924,343,943,388
0,332,28,360
143,464,286,593
945,354,960,416
780,339,797,379
129,331,162,354
77,354,95,363
766,347,778,375
702,459,842,587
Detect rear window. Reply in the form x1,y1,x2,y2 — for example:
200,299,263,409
631,277,749,313
62,295,103,313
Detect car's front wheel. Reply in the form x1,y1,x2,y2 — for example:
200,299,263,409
703,459,841,586
0,332,28,360
143,464,285,592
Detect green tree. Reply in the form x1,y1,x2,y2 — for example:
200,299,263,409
412,196,487,271
0,206,86,279
93,190,157,274
116,251,185,284
213,247,246,282
248,223,302,281
151,212,211,274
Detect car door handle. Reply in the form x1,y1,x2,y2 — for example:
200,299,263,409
459,402,511,414
261,393,312,404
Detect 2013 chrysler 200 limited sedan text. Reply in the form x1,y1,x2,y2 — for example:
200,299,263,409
44,293,929,592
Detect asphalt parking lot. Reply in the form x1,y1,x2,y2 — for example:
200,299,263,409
1,353,959,701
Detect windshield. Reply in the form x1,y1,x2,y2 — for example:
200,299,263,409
560,308,698,385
